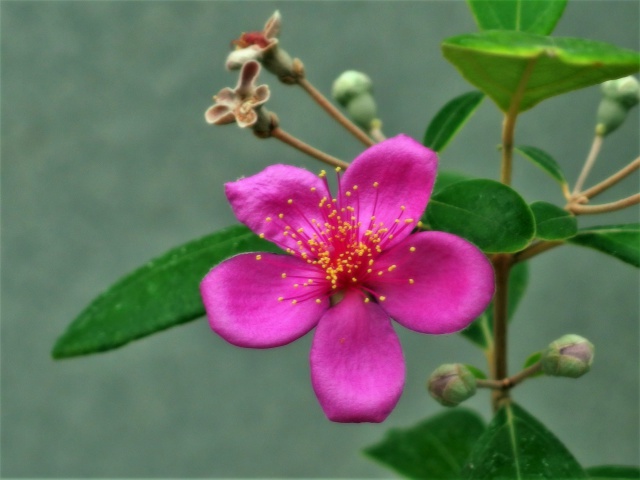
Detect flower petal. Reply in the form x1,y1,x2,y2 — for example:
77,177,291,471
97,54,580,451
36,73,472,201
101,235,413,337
341,135,437,247
235,108,258,128
226,46,262,70
236,60,260,97
310,291,405,423
205,105,235,125
369,231,495,334
225,164,330,254
201,253,328,347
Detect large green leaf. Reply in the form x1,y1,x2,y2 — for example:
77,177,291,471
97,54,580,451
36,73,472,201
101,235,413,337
442,31,640,113
52,225,279,358
424,91,485,152
530,201,577,240
461,261,529,349
467,0,568,35
568,223,639,268
364,409,486,479
426,179,535,253
515,145,568,191
587,465,640,479
433,170,473,195
461,403,588,479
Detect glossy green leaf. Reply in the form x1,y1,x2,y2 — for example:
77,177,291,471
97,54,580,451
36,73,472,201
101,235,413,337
530,201,577,240
426,179,535,253
364,409,486,479
424,91,485,152
522,351,545,378
515,145,568,190
52,225,280,358
433,170,473,195
461,261,529,349
461,403,588,479
568,223,640,268
587,465,640,479
465,364,488,380
442,31,640,113
467,0,568,35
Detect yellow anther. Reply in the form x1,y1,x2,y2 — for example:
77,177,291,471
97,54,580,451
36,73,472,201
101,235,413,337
335,166,342,173
373,182,379,188
265,217,272,222
417,221,424,228
410,246,416,252
378,271,384,276
401,205,406,211
259,233,265,238
255,255,262,260
352,277,358,282
315,299,322,304
388,265,397,272
310,187,316,192
278,297,284,302
281,273,287,278
409,279,415,284
297,227,304,233
364,298,370,303
319,170,327,177
293,284,299,288
368,259,374,266
345,191,352,197
367,269,372,273
352,185,358,190
287,199,293,204
332,285,338,289
405,218,414,224
379,296,386,301
291,300,297,305
278,213,284,219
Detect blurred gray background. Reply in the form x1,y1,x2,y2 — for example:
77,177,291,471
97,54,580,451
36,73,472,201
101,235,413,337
2,1,638,478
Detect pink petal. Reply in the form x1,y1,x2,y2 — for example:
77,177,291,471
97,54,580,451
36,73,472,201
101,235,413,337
310,290,405,423
368,231,495,334
205,105,235,125
200,253,328,348
253,85,270,105
341,135,437,248
225,164,330,255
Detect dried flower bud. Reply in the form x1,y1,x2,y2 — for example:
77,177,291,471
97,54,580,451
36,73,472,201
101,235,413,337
428,363,477,407
541,334,594,378
332,71,373,107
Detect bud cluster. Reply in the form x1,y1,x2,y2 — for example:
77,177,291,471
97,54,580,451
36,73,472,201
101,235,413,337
596,76,639,136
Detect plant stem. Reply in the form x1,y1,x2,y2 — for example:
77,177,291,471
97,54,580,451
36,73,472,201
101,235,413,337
568,193,640,215
500,112,518,184
296,77,375,147
580,157,640,199
477,362,542,390
271,127,349,170
514,240,563,263
572,134,604,195
490,254,512,411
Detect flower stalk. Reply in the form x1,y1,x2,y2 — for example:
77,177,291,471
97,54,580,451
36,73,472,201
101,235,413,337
580,157,640,199
572,134,605,196
270,127,349,170
490,253,512,411
477,361,541,390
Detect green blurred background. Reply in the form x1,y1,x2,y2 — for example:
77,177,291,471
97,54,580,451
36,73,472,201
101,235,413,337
2,1,638,477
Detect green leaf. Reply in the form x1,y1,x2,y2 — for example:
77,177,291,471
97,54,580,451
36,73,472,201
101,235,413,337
442,31,640,113
364,409,486,479
587,465,640,479
52,225,279,358
461,403,588,479
461,261,529,349
433,170,473,195
530,201,578,240
515,145,569,192
568,223,640,268
467,0,568,35
522,351,545,378
426,179,535,253
465,364,488,380
424,91,485,152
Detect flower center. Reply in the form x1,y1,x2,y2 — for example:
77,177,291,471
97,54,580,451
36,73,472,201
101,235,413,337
233,32,271,49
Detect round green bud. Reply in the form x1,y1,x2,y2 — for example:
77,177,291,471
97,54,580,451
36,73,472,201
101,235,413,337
346,92,377,130
331,70,373,107
596,97,629,136
541,334,594,379
428,363,477,407
601,76,640,109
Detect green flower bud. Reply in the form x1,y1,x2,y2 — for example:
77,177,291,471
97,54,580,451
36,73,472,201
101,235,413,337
331,70,373,107
428,363,477,407
346,92,377,130
596,97,629,136
601,76,640,109
541,334,594,378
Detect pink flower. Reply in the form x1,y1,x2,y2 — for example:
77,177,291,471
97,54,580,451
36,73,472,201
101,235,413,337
200,135,495,422
204,61,270,128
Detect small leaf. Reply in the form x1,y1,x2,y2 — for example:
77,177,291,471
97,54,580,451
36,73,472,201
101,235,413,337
515,145,568,190
461,261,529,349
587,465,640,479
433,170,473,195
568,223,640,267
530,201,577,240
467,0,568,35
464,364,488,380
424,91,485,152
461,403,588,479
442,31,640,113
52,225,279,358
522,351,545,378
426,179,535,253
364,409,486,479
